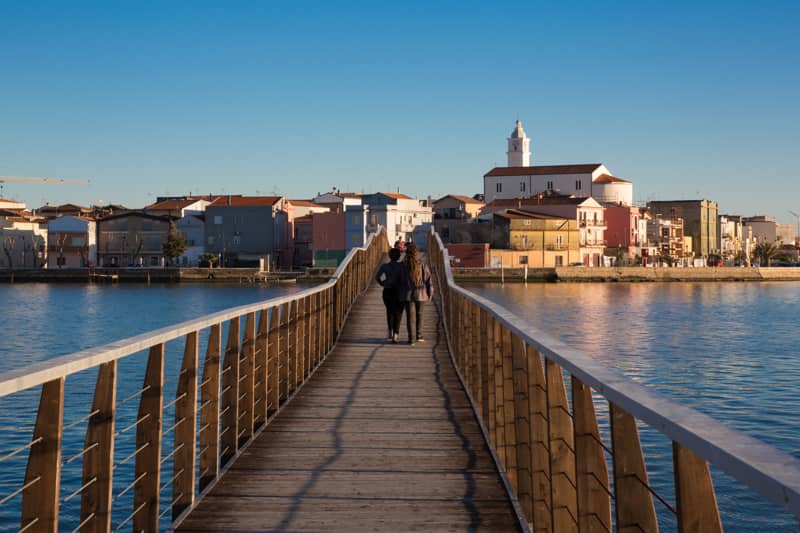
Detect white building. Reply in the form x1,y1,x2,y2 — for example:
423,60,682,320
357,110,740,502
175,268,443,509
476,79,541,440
483,120,633,206
362,192,433,249
1,212,48,269
46,216,96,268
313,191,363,213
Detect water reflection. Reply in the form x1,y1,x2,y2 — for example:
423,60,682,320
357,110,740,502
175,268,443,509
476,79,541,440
466,281,800,531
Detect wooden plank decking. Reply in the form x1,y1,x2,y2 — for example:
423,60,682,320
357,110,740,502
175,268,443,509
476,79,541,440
176,284,520,532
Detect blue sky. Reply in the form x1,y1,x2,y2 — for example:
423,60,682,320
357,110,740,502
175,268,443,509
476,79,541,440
1,1,798,223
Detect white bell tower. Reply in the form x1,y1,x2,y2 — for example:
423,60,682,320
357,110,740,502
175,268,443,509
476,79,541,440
507,119,531,167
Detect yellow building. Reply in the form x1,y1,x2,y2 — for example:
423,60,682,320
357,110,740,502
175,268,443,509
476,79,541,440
490,210,579,267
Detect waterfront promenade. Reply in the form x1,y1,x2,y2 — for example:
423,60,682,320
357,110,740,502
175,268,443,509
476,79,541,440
175,284,520,532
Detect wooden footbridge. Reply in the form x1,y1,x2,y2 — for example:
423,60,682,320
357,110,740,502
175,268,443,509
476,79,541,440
1,228,799,532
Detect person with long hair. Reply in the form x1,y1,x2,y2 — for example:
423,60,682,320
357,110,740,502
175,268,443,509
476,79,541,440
401,243,433,345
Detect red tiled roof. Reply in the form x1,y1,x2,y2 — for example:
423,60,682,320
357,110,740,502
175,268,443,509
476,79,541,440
434,194,484,205
483,195,587,208
494,209,562,220
288,199,317,208
593,174,630,184
376,192,413,200
209,196,283,207
145,199,198,210
484,164,602,177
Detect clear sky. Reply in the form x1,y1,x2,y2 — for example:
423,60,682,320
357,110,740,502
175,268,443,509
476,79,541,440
1,1,798,223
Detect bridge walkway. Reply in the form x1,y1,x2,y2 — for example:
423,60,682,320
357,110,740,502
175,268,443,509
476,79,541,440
175,284,520,532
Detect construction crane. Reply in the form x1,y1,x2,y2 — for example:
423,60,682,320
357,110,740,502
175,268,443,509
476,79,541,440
0,176,90,197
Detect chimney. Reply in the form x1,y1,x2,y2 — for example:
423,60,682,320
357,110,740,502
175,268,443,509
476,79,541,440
227,195,232,206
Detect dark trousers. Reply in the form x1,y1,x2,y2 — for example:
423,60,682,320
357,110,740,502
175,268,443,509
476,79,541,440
382,289,402,335
404,300,424,340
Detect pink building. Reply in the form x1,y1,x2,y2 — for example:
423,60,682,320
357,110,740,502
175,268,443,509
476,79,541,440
312,212,346,266
604,204,645,264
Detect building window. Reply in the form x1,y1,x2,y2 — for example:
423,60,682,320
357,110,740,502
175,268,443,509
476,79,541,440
523,220,531,226
546,180,554,190
555,255,564,266
556,235,564,248
575,180,581,190
208,236,215,245
214,216,223,225
351,214,360,224
496,183,502,193
519,255,528,264
232,235,241,246
370,214,378,225
520,182,526,192
150,256,159,266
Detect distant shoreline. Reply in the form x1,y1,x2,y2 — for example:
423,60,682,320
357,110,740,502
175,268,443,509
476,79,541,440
3,266,800,284
453,266,800,283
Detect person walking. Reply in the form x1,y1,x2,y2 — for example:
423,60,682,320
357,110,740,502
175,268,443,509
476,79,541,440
401,244,432,345
375,247,404,343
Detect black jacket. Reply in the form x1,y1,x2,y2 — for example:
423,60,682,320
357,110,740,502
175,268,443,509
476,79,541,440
375,261,405,300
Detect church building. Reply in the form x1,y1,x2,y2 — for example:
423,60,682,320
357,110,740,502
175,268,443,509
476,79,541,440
483,120,633,206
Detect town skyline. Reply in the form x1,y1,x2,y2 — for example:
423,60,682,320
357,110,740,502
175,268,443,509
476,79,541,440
1,2,798,223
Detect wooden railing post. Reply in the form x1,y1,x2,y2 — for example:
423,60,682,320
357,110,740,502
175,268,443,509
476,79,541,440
486,314,497,449
512,333,533,521
572,376,611,532
310,293,319,369
546,359,577,532
674,442,723,533
267,307,279,416
220,317,240,466
21,377,64,533
527,345,551,533
610,403,658,533
501,325,517,491
478,307,489,423
278,303,289,402
293,298,302,389
254,309,269,427
199,324,221,490
80,361,116,532
238,312,256,446
173,331,199,519
296,297,306,386
492,316,506,467
471,303,482,411
133,343,164,533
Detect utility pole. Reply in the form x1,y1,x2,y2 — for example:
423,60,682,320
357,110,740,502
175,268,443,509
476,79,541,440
789,211,800,240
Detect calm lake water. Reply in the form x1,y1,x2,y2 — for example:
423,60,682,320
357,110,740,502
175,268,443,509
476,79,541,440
0,282,305,531
0,282,798,531
466,281,800,532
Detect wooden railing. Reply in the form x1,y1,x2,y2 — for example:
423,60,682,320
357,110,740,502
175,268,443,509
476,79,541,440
0,228,388,533
429,230,800,532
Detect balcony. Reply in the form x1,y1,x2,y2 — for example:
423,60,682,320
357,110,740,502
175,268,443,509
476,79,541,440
580,220,607,229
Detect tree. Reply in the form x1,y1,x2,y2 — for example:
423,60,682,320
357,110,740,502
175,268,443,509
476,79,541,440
199,253,219,268
2,236,14,269
753,240,780,267
162,222,187,266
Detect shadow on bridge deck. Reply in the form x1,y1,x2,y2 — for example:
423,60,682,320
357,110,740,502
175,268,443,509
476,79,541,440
176,285,520,532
